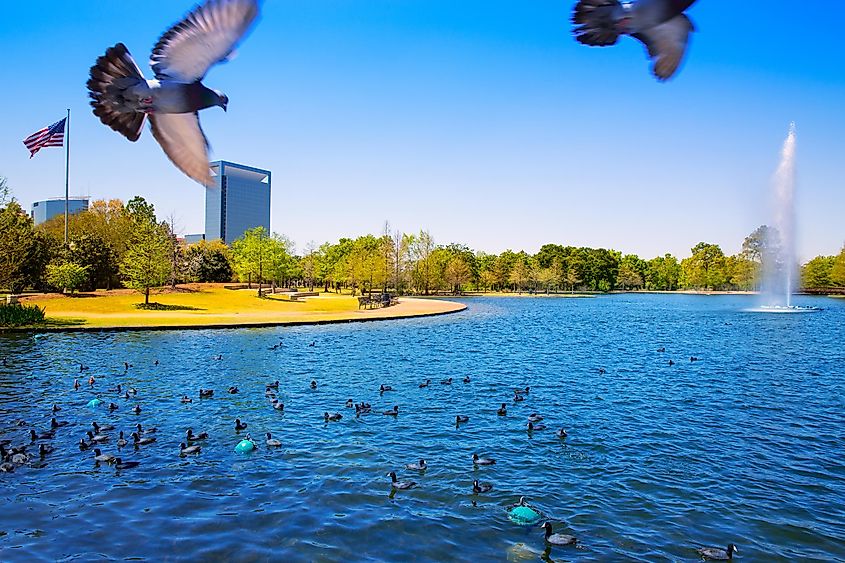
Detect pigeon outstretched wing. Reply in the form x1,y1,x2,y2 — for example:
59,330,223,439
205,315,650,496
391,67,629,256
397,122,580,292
150,0,260,82
632,14,694,81
149,113,212,185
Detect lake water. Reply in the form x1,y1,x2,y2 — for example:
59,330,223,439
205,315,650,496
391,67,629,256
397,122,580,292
1,294,844,561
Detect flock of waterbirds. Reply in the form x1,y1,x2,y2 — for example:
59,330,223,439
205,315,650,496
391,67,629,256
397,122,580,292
1,345,737,560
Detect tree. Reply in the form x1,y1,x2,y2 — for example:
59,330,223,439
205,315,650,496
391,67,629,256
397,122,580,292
46,262,89,294
64,232,119,291
185,239,233,283
645,254,681,290
411,230,436,295
0,201,54,292
725,254,757,291
831,247,845,288
0,176,12,207
617,254,646,290
681,243,727,290
445,256,471,294
802,256,834,289
120,217,171,305
300,241,320,291
231,227,271,291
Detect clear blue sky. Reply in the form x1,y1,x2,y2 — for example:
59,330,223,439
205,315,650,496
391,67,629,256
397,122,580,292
2,1,843,261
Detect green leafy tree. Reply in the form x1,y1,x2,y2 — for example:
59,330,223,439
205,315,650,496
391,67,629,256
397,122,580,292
231,226,271,291
411,230,436,295
802,256,834,289
831,247,845,288
645,254,681,290
120,217,171,305
0,201,54,292
64,232,118,291
185,239,233,283
46,262,89,294
617,254,646,290
445,255,471,294
681,243,727,290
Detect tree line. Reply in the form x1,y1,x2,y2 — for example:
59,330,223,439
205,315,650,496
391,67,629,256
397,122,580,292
1,183,844,299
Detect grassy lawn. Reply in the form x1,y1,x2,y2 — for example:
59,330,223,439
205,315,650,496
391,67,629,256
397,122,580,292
14,284,464,330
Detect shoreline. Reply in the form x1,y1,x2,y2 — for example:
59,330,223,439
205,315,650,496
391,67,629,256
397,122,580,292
1,288,467,334
0,302,466,334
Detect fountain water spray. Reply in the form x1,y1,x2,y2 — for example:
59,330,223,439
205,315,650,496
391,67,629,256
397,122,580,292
761,123,798,308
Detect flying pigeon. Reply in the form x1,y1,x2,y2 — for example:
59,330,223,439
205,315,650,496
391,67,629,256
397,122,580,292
572,0,697,81
87,0,260,185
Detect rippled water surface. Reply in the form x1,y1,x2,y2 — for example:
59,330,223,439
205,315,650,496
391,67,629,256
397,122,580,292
1,294,844,562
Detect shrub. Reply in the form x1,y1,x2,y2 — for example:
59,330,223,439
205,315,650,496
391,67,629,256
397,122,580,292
0,302,46,326
46,262,89,294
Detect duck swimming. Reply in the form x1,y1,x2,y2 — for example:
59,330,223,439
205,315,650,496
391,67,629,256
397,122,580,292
556,428,568,438
180,395,193,403
406,459,427,471
228,386,239,394
51,417,69,429
199,388,214,398
383,406,399,416
30,429,54,442
186,429,209,442
324,412,342,422
497,403,507,415
472,480,493,494
267,380,280,389
271,400,285,411
440,377,453,385
117,431,128,448
463,376,471,383
108,402,119,411
92,421,114,432
539,522,577,546
93,448,115,463
310,380,317,389
131,432,156,446
472,453,496,466
265,433,282,447
697,544,738,561
527,421,547,431
113,458,139,470
513,393,525,403
136,424,157,434
132,405,141,415
387,471,416,490
380,384,393,393
179,442,201,455
38,443,54,457
455,415,469,424
235,419,248,431
78,438,90,451
419,379,431,388
527,413,544,423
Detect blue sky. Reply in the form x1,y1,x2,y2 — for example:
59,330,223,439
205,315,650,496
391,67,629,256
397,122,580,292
2,1,843,261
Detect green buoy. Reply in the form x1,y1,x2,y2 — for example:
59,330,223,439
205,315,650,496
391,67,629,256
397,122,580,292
508,505,542,526
234,439,255,453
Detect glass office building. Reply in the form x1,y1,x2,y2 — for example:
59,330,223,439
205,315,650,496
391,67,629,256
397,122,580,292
31,197,89,225
206,161,271,244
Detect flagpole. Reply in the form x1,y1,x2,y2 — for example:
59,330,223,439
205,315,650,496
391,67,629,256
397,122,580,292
64,108,70,244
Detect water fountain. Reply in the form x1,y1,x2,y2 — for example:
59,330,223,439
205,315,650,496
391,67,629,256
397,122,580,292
753,123,820,313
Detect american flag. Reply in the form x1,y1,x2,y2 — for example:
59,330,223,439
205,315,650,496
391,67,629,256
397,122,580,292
23,117,66,158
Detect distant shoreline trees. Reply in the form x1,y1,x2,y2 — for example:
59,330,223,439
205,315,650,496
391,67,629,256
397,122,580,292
1,180,843,298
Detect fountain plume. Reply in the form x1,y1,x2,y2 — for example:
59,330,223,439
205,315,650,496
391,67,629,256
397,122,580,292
761,123,797,307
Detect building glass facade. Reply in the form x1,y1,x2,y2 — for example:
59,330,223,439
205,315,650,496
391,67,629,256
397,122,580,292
30,197,89,225
206,161,271,244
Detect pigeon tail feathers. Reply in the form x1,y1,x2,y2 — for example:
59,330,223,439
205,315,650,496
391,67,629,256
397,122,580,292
572,0,623,46
87,43,147,142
